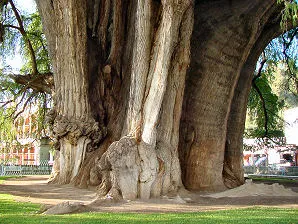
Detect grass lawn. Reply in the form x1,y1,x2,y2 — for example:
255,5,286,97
250,177,298,183
0,193,297,224
0,176,22,184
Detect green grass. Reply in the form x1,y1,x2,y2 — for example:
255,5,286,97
250,177,298,183
0,193,297,224
0,176,24,184
0,176,21,184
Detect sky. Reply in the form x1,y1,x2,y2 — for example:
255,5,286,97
14,0,36,13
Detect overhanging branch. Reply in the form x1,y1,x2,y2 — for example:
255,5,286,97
13,92,36,119
9,72,54,94
7,0,38,75
282,29,298,95
252,53,269,137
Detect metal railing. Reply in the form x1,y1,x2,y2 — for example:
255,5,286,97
0,161,52,176
244,165,298,176
1,163,296,177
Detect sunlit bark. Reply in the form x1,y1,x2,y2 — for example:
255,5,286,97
36,0,288,198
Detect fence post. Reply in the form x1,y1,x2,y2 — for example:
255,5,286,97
0,164,3,176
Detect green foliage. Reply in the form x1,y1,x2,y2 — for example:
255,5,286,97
272,61,298,108
0,176,22,184
0,0,52,144
246,69,284,138
277,0,298,29
0,67,50,133
245,27,298,139
20,12,51,74
0,2,19,58
0,193,297,224
266,29,298,109
0,107,16,142
250,176,298,183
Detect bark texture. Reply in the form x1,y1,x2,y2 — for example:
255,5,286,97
223,5,285,188
36,0,289,199
179,0,286,191
37,0,193,199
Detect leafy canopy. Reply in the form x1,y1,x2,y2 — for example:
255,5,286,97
0,0,52,148
245,27,298,139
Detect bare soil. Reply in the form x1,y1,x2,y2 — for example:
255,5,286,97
0,175,297,213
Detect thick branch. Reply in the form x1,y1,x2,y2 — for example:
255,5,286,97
10,72,54,94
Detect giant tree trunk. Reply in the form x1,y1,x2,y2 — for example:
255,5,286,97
223,7,284,188
179,0,285,191
37,0,193,199
36,0,288,199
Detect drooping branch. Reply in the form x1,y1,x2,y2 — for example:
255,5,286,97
0,99,13,107
284,28,298,49
253,53,267,81
281,29,298,95
252,83,269,136
7,0,38,75
252,54,269,137
13,92,36,119
1,89,27,119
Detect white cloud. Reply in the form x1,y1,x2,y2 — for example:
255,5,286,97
15,0,37,14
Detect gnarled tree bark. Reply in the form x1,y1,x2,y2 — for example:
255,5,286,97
35,0,291,199
37,0,193,199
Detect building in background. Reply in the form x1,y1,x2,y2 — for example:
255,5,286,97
243,107,298,167
284,107,298,166
0,110,53,165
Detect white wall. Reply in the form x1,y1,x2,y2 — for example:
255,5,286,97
284,107,298,145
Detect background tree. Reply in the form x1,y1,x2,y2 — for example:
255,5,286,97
245,27,298,140
0,0,52,126
0,0,52,159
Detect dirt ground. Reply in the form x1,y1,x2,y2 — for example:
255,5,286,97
0,175,297,213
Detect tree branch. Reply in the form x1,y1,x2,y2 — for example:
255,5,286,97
27,31,51,71
13,92,36,119
9,72,54,94
282,29,298,95
8,0,38,75
252,53,269,137
253,54,267,82
252,81,269,137
1,99,13,107
3,24,21,31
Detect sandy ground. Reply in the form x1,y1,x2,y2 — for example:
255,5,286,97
0,175,297,213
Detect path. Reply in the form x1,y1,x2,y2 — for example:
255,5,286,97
0,175,297,213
